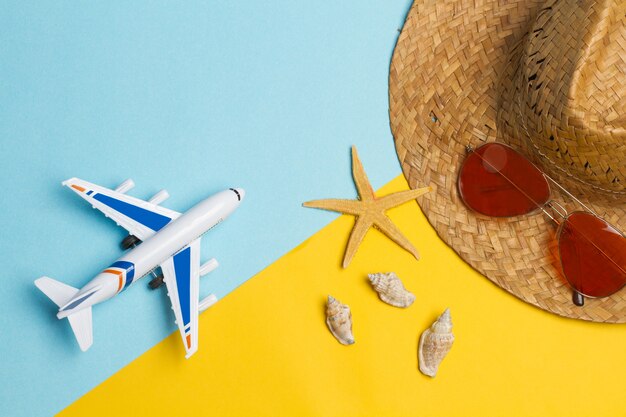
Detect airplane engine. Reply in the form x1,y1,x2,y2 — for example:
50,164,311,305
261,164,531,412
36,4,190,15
200,259,219,276
148,189,169,205
198,294,218,312
115,178,135,194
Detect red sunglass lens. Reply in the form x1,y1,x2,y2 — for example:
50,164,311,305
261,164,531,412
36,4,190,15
558,212,626,297
458,143,550,217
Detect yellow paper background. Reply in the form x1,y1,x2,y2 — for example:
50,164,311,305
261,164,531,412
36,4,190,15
60,176,626,417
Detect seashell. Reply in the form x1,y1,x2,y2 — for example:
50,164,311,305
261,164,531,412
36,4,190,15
368,272,415,308
326,295,355,345
418,308,454,377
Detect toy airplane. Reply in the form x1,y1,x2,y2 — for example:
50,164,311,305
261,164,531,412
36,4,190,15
35,178,245,358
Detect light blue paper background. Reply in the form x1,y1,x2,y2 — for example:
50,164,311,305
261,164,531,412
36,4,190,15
0,1,412,415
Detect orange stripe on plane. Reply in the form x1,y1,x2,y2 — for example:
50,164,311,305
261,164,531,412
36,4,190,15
186,334,191,349
71,184,86,192
104,269,124,292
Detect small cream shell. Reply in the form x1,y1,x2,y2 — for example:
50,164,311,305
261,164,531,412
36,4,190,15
326,295,355,345
368,272,415,308
418,308,454,377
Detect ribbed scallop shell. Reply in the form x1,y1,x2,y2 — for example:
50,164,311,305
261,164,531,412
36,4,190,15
326,295,355,345
368,272,415,308
418,308,454,377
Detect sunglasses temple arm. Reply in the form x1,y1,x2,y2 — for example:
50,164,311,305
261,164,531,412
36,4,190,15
539,201,585,306
543,174,598,217
572,291,585,306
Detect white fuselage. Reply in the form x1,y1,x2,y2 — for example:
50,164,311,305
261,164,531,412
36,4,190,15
57,188,243,318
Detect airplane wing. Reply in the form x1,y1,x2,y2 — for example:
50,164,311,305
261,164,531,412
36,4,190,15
63,177,180,241
160,239,200,358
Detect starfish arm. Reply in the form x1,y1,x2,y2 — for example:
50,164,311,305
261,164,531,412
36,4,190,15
342,216,372,268
351,146,376,201
303,199,364,216
373,214,420,260
378,186,432,209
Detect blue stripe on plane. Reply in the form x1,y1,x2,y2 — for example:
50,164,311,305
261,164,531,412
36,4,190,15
60,291,96,311
110,261,136,289
173,247,191,327
93,193,171,232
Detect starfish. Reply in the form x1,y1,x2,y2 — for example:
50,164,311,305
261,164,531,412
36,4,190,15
303,146,431,268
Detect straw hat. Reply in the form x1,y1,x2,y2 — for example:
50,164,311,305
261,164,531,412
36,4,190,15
389,0,626,322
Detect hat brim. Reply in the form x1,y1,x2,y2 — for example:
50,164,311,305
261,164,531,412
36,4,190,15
389,0,626,322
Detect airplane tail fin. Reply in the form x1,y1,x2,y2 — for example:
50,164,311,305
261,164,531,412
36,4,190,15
35,277,94,351
66,307,93,351
35,276,79,306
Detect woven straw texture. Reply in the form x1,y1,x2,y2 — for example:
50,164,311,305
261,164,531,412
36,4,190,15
389,0,626,322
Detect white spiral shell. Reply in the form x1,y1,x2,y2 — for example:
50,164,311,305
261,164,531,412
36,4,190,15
326,295,355,345
368,272,415,308
418,308,454,377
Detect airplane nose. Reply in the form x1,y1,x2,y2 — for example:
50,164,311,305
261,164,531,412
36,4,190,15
230,188,245,201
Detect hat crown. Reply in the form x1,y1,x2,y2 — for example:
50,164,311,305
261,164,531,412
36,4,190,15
518,0,626,192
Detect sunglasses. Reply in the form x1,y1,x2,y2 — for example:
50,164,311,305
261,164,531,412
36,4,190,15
457,142,626,306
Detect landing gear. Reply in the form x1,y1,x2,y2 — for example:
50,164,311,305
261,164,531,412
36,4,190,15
149,273,165,290
121,234,141,250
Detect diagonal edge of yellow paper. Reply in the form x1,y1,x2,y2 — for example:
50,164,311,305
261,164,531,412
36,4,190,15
59,175,626,417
